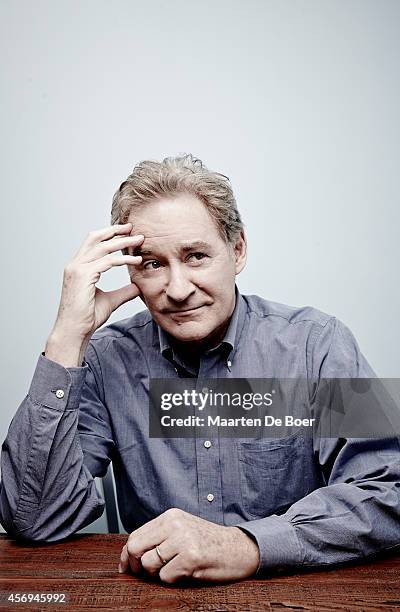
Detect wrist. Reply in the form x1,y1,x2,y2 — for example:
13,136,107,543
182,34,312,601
230,527,260,576
45,329,90,368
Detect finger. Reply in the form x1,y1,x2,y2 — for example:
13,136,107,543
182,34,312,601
126,508,188,558
126,516,167,560
92,254,142,274
74,224,133,259
140,541,177,576
118,544,129,573
119,543,142,574
88,234,145,262
98,283,141,312
86,223,133,247
158,553,193,584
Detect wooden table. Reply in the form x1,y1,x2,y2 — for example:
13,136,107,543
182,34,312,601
1,534,400,611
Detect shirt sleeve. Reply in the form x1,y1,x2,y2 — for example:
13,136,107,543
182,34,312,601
236,317,400,572
0,343,113,542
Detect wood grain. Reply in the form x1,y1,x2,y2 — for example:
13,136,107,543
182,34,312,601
1,534,399,611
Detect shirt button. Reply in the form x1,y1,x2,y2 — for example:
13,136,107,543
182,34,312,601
204,440,212,449
202,387,208,394
55,389,65,399
227,360,232,368
207,493,214,502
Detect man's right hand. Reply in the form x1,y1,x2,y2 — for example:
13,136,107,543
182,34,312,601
45,223,144,367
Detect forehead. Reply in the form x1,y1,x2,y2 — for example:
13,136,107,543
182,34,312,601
127,194,224,245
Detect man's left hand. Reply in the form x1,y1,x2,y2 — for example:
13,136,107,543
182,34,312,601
118,507,260,583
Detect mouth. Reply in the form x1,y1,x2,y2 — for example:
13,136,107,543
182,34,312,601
167,305,206,316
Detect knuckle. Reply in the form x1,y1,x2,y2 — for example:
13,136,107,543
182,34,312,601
63,263,77,278
163,508,184,532
171,518,182,531
192,568,204,580
126,539,139,558
159,568,177,584
186,545,200,565
139,551,152,570
64,262,73,274
164,507,182,519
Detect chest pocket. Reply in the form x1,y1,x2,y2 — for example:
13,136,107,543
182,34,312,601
238,434,307,519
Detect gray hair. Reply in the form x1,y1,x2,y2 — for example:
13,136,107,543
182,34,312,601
111,153,244,247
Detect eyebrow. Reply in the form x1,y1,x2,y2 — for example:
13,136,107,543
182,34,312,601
132,240,212,257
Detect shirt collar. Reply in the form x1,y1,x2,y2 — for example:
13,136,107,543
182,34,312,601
156,284,246,359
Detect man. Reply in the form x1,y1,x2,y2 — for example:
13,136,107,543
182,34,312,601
1,154,399,584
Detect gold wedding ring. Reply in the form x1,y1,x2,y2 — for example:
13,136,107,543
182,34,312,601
155,545,167,565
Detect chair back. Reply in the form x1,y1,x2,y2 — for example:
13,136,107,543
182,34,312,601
102,465,120,533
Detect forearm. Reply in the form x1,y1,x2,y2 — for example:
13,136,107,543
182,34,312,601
0,354,105,541
45,329,90,368
237,438,400,571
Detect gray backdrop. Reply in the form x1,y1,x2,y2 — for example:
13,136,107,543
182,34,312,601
1,0,399,534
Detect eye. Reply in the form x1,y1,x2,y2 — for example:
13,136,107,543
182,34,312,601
188,252,208,262
143,260,162,270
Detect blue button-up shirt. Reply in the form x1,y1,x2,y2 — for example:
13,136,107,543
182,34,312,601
1,287,400,571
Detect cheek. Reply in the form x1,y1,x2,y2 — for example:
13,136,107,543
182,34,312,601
196,263,234,290
210,254,236,276
133,272,166,300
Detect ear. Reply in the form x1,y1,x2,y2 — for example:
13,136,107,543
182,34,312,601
233,230,247,275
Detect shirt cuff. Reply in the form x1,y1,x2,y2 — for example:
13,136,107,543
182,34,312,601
28,353,88,411
236,514,304,572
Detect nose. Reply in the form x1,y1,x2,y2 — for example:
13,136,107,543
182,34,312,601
165,264,196,302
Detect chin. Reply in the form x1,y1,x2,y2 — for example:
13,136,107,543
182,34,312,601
167,321,212,343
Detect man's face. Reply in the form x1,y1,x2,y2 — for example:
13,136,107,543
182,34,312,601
126,193,246,345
